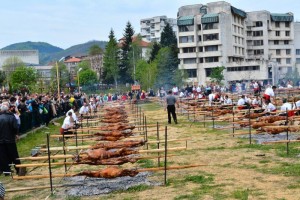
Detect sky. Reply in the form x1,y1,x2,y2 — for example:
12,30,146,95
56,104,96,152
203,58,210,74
1,0,299,49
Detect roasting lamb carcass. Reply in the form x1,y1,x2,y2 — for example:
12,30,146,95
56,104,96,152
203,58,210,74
93,129,133,137
76,166,138,178
259,116,286,123
77,156,139,165
101,118,129,123
260,127,287,134
98,123,135,131
80,148,138,161
90,140,145,150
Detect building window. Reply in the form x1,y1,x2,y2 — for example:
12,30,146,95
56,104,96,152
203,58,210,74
247,31,252,36
284,40,289,45
227,66,260,71
275,31,280,36
276,58,281,64
255,21,263,27
179,25,194,32
199,47,203,52
253,40,264,46
205,68,212,77
296,49,300,55
254,49,264,55
286,58,291,64
198,35,202,41
183,47,196,53
275,22,280,28
286,31,290,36
203,33,219,41
198,24,201,30
183,58,197,64
296,58,300,64
253,31,263,37
205,57,219,63
186,69,197,78
286,49,291,55
274,40,279,45
276,49,281,55
179,36,194,43
205,45,218,52
199,58,204,63
285,22,290,28
203,23,218,30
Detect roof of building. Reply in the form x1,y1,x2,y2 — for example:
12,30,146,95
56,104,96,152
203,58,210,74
64,57,81,63
271,13,294,22
231,6,247,18
118,35,150,48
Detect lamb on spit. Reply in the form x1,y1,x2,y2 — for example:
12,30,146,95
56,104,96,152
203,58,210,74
101,118,129,123
90,140,145,150
80,148,138,161
259,116,286,123
98,123,135,131
76,166,138,178
102,114,128,120
76,155,139,165
93,129,133,138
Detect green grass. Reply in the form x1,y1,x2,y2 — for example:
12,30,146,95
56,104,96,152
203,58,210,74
232,189,249,200
260,162,300,176
136,159,155,168
11,194,32,200
125,184,152,192
65,196,81,200
17,118,64,157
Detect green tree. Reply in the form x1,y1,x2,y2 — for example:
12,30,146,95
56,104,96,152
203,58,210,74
285,66,300,85
50,62,70,93
119,21,134,83
160,23,177,48
148,42,161,63
103,29,120,87
155,47,178,88
129,35,143,83
136,59,157,90
0,71,6,87
209,66,226,84
10,66,37,92
2,57,25,92
76,60,91,72
89,44,103,56
78,69,97,85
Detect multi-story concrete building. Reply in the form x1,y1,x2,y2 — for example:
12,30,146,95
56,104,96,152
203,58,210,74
177,1,298,85
295,22,300,70
0,50,39,69
140,16,177,42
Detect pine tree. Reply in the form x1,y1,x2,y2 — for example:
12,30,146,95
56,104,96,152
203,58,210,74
103,29,119,87
148,42,161,63
160,22,177,48
119,21,135,83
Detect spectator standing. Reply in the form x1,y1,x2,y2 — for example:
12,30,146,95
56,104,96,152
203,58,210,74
165,90,179,124
0,104,21,175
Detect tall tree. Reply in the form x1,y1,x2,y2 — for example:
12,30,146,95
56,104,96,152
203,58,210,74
135,59,157,90
10,66,37,92
119,21,135,83
78,69,98,86
128,35,142,83
160,22,177,48
103,29,119,87
155,47,178,88
89,44,103,56
0,71,6,87
148,42,161,63
2,57,25,92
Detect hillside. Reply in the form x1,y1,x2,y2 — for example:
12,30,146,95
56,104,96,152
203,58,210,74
46,40,107,64
1,40,107,65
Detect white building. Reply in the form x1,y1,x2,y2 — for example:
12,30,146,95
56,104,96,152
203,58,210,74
177,1,299,86
140,16,177,42
295,22,300,70
0,50,39,69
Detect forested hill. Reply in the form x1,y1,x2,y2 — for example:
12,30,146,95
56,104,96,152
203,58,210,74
1,40,107,64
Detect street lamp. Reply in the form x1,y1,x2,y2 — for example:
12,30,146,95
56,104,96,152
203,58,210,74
77,68,82,93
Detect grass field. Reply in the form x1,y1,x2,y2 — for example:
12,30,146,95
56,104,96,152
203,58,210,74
3,102,300,200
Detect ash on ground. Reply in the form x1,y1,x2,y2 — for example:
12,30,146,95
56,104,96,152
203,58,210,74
62,172,160,197
240,132,299,144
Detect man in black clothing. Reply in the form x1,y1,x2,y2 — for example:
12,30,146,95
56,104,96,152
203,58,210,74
0,105,21,175
165,90,179,124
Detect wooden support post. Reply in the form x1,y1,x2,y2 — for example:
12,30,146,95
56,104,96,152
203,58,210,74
212,106,215,129
232,106,235,137
157,122,160,167
46,133,53,194
164,126,167,186
62,133,67,173
286,108,289,155
249,107,252,144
